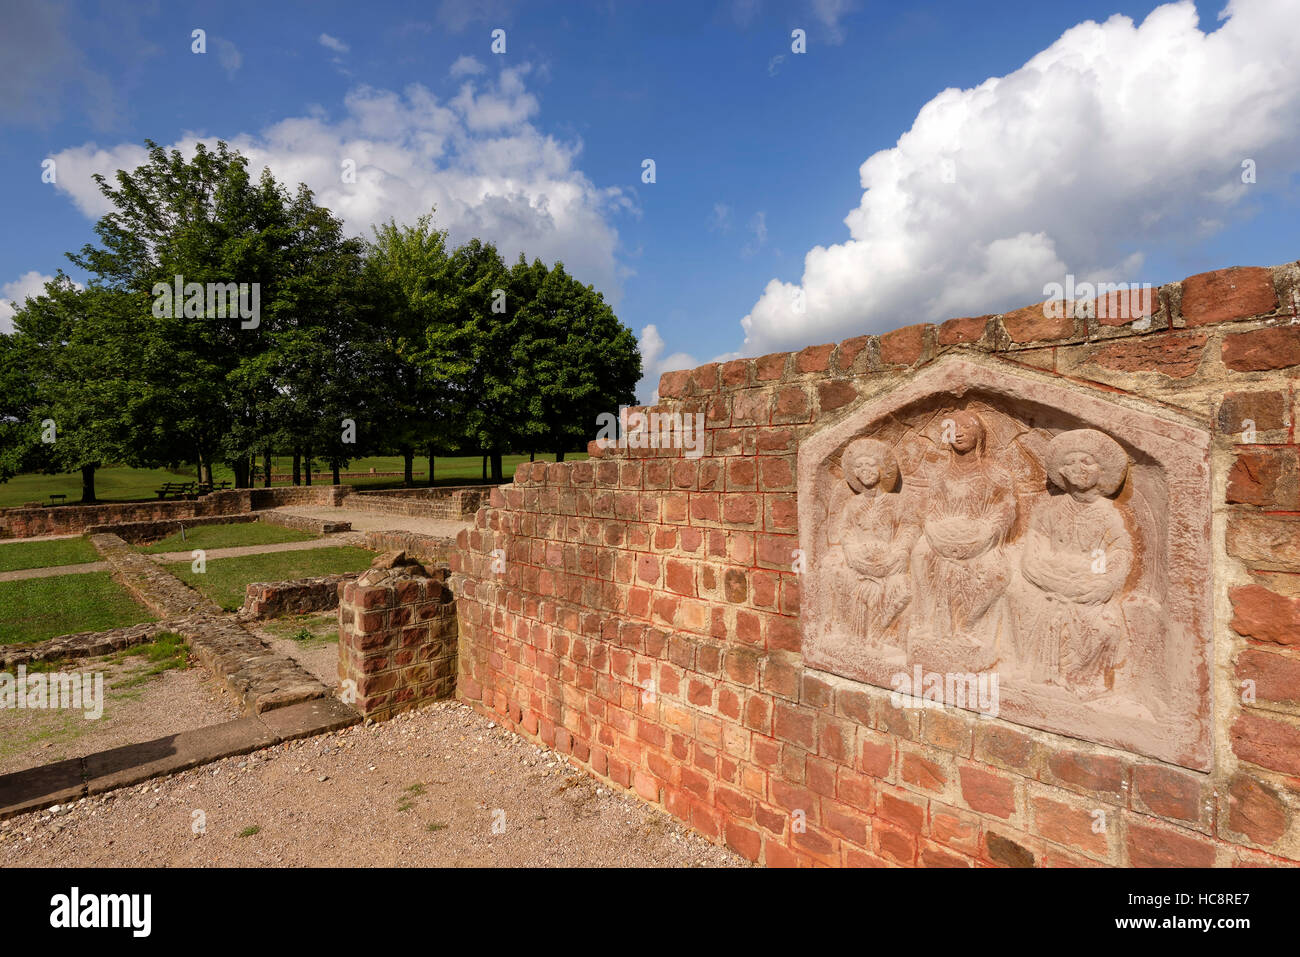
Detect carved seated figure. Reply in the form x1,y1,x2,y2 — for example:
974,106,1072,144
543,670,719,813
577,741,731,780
1011,428,1132,698
827,439,919,650
907,410,1016,669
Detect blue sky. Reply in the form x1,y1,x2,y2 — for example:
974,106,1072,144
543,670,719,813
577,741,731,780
2,0,1298,401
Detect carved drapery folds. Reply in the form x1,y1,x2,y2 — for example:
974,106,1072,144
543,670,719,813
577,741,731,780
799,359,1212,769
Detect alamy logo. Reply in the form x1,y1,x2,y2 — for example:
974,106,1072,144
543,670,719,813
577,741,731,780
1041,274,1154,322
1,666,103,719
152,274,260,329
594,406,705,459
890,666,1000,717
49,887,151,937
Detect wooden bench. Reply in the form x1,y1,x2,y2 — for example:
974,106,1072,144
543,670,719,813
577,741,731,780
49,494,66,504
155,482,196,499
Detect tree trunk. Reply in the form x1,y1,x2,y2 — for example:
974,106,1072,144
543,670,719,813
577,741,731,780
482,454,487,480
555,450,566,463
292,452,302,486
202,459,213,486
529,451,535,462
427,446,436,487
332,460,341,485
232,459,250,489
304,449,313,486
79,464,97,503
402,448,414,487
490,452,503,482
263,448,272,488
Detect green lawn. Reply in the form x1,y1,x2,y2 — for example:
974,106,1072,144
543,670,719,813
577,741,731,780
137,522,317,554
0,453,587,507
0,465,198,509
0,572,156,644
169,546,376,611
0,536,101,573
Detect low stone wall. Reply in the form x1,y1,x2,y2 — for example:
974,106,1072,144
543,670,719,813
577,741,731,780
0,622,164,669
241,573,360,619
345,485,491,520
86,514,257,544
88,533,222,619
337,555,457,720
362,530,456,565
250,485,348,510
258,511,351,535
0,485,346,540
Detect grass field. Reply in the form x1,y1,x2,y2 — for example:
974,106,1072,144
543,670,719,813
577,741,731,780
0,572,156,644
0,453,587,508
137,523,317,554
168,546,375,611
0,536,101,573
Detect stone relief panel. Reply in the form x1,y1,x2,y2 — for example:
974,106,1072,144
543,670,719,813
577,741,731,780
798,359,1212,770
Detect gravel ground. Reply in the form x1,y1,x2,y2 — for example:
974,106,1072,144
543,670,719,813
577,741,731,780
0,653,240,776
275,506,471,538
0,701,749,867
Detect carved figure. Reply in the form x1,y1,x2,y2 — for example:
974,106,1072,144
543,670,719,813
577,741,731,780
907,410,1016,665
827,439,919,647
1011,428,1132,697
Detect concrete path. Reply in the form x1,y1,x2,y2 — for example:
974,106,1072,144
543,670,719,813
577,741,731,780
274,505,471,538
146,534,365,564
0,561,109,582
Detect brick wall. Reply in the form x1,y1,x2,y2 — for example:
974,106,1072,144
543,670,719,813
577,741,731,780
242,573,359,619
346,485,493,519
0,485,347,539
337,561,458,720
451,260,1300,867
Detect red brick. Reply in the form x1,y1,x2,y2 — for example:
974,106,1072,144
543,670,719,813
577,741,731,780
1180,266,1277,325
920,840,973,868
1125,821,1216,867
1002,301,1076,342
774,704,817,750
874,820,916,865
879,323,930,365
1231,585,1300,647
1227,773,1288,846
817,379,858,412
1231,711,1300,776
1092,285,1160,326
901,751,949,793
1031,797,1108,858
958,765,1017,819
1217,390,1289,435
877,788,926,834
724,819,763,862
1222,326,1300,372
1088,332,1207,378
755,352,788,381
937,315,990,345
795,343,834,373
1132,764,1202,823
1226,448,1300,509
835,335,870,372
1236,648,1300,705
1046,750,1127,801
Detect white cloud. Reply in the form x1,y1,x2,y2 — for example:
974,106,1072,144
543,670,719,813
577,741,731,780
47,64,633,304
319,33,349,54
213,37,241,78
740,0,1300,355
450,54,486,77
0,270,56,333
810,0,855,45
637,324,697,405
708,202,732,232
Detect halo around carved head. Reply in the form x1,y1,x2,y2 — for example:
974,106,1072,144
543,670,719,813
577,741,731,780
841,438,900,493
1045,428,1129,496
